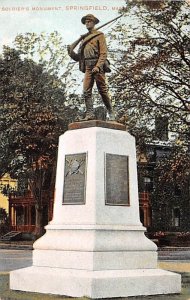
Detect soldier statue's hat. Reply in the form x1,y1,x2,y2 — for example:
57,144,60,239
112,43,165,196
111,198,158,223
81,14,99,25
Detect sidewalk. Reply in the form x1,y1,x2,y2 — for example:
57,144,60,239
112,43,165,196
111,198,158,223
159,261,190,273
158,247,190,252
0,241,33,250
1,240,190,251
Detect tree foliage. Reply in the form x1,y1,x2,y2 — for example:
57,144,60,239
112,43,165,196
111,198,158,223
0,47,76,236
108,1,190,232
110,0,190,142
0,208,9,236
13,31,81,104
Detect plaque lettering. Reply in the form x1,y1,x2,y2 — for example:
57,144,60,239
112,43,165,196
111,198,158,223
105,153,129,206
63,153,87,204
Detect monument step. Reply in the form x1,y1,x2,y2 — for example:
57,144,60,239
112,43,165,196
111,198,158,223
10,266,181,298
0,231,22,241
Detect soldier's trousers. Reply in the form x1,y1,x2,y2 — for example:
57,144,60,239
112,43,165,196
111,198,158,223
83,66,112,112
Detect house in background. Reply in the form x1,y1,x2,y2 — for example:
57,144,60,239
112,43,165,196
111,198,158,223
138,116,190,233
0,174,17,213
8,190,54,233
0,172,54,235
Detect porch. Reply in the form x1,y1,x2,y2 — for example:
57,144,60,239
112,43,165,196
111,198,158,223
8,192,53,233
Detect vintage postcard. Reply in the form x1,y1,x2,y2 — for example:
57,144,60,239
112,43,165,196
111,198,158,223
0,0,189,299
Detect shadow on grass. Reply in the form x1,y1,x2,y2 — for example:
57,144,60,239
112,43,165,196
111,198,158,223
0,274,190,300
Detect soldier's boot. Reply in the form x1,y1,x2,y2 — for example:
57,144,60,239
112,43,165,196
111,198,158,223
102,96,116,121
108,110,116,121
83,98,96,121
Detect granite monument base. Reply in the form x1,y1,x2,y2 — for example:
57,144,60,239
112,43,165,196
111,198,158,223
10,121,181,298
11,267,181,298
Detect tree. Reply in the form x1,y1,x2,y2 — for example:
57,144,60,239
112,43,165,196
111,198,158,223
13,31,82,107
0,208,9,236
109,0,189,143
107,1,190,232
0,47,77,236
109,0,190,177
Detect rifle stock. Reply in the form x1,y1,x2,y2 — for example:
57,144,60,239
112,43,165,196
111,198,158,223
69,36,83,52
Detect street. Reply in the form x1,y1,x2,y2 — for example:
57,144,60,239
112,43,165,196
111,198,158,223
158,248,190,261
1,248,190,273
0,249,32,273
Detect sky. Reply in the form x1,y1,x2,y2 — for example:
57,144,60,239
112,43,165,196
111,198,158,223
0,0,126,50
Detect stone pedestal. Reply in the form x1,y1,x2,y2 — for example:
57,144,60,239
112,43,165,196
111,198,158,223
10,121,181,298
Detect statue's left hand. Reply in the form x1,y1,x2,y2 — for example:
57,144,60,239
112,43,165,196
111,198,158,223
92,66,99,74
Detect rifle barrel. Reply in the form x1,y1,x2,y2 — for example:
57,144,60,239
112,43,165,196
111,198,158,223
96,14,123,31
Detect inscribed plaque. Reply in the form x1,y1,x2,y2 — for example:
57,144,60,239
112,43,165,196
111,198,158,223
63,153,87,205
105,153,129,206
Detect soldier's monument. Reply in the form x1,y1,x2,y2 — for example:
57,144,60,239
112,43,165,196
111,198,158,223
10,14,181,298
67,13,115,121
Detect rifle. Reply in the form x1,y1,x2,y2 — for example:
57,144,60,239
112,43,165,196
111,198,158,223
96,14,123,31
68,14,123,52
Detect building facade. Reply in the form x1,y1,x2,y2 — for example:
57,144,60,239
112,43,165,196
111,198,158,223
138,142,190,232
0,174,17,213
8,191,54,233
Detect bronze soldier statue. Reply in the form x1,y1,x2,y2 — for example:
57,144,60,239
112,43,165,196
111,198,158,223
67,14,115,121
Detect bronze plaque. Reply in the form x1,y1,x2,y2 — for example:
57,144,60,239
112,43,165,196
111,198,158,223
63,153,87,205
105,153,130,206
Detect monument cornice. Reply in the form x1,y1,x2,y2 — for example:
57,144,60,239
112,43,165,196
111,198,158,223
68,120,126,131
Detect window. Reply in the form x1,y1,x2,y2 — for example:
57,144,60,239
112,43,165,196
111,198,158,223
155,116,168,141
174,185,181,196
17,175,28,194
172,208,180,227
143,177,153,192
